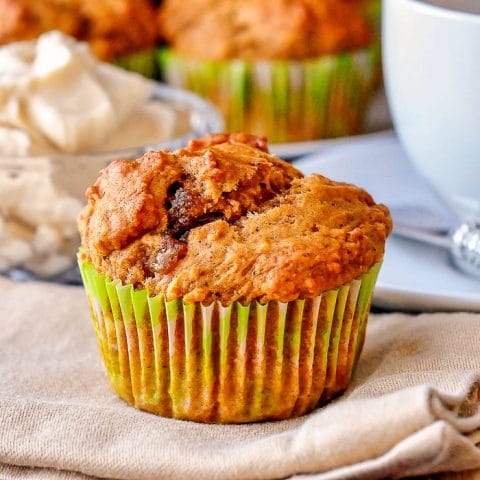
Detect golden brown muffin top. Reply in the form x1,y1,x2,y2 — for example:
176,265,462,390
158,0,375,60
0,0,158,60
78,134,392,304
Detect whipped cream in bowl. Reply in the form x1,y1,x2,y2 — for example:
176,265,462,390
0,31,223,281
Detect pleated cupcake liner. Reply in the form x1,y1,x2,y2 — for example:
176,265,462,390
79,261,381,423
157,44,381,143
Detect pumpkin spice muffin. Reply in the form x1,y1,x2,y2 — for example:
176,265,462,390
157,0,382,142
78,133,392,423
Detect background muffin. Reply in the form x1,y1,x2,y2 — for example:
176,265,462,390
157,0,382,142
78,134,391,423
0,0,159,75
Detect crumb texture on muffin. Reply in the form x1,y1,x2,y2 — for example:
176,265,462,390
78,133,392,304
158,0,375,60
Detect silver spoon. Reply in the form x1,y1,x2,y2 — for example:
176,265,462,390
394,220,480,280
451,221,480,279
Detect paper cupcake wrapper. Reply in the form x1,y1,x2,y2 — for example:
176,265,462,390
115,48,158,79
157,45,381,143
79,261,381,423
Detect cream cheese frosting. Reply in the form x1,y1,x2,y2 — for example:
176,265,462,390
0,30,175,155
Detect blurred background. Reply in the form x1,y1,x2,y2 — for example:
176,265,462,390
0,0,390,144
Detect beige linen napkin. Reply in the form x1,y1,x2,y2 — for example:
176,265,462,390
2,277,480,480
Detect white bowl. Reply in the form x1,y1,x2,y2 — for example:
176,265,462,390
383,0,480,203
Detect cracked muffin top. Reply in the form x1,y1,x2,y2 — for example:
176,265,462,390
78,133,392,304
158,0,375,60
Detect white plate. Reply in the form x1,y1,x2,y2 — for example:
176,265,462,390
270,132,385,160
375,236,480,312
293,132,480,312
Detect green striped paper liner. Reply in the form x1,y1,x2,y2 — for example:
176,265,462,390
157,45,380,143
115,48,158,79
79,261,381,423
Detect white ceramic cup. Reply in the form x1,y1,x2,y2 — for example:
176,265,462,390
383,0,480,203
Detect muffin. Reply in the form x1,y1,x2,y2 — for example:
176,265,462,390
78,133,392,423
157,0,382,143
0,0,159,75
